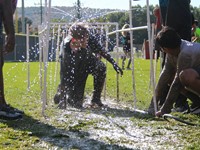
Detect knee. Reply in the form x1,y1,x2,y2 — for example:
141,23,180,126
98,61,106,73
179,69,198,86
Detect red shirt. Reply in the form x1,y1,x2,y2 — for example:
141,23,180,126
154,8,162,30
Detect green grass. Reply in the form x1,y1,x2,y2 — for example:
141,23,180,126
1,59,200,149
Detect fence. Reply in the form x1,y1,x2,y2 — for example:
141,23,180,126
3,33,57,62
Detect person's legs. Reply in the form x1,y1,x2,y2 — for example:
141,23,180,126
0,38,23,119
0,47,6,105
122,55,126,70
72,77,87,108
126,52,131,69
173,94,189,112
181,90,200,110
180,68,200,96
90,60,106,106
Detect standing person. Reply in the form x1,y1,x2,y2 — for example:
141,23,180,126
158,0,168,68
121,24,131,70
153,6,162,60
166,0,192,112
191,20,200,43
54,23,123,109
150,27,200,117
0,0,23,120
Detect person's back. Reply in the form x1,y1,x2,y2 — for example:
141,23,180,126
180,40,200,65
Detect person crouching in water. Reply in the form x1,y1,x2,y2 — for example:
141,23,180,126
148,26,200,117
54,22,123,109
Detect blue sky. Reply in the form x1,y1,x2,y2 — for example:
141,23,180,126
19,0,200,10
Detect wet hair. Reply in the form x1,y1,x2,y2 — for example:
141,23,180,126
121,24,129,37
156,26,181,49
68,22,89,39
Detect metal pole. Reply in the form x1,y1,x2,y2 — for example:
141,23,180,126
116,24,119,102
38,25,43,99
22,0,25,33
40,0,43,24
26,24,30,90
129,0,137,109
146,0,157,114
107,26,147,35
104,25,109,101
42,0,51,116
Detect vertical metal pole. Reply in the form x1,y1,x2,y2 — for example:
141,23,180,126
116,24,119,102
38,25,43,99
22,0,25,34
129,0,137,109
26,24,30,91
54,25,61,95
104,25,109,101
146,0,157,114
42,0,51,116
40,0,43,24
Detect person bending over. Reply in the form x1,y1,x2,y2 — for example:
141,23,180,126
148,27,200,117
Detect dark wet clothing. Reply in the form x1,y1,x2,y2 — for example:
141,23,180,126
166,0,192,41
60,36,106,106
56,27,123,107
159,0,168,25
57,27,123,107
122,33,131,69
0,4,3,45
122,33,131,53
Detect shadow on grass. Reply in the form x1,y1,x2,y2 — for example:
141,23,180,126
2,114,134,149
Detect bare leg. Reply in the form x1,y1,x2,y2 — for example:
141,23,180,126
179,69,200,96
122,55,126,70
0,47,6,105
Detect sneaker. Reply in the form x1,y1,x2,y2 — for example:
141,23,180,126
172,105,189,113
147,107,155,116
91,100,106,108
126,67,131,70
6,104,24,114
0,106,22,120
190,106,200,115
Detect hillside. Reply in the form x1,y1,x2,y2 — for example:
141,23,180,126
16,6,124,27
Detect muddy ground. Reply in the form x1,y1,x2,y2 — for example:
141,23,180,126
32,99,191,150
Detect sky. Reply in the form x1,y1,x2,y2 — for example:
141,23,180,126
18,0,200,10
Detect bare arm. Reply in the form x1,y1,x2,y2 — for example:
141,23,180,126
2,0,15,54
151,54,176,103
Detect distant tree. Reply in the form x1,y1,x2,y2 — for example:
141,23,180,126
91,5,156,44
17,17,33,33
191,6,200,24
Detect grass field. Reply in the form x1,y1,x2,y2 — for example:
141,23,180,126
1,59,200,149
